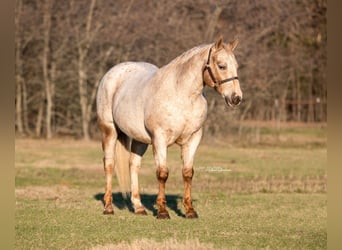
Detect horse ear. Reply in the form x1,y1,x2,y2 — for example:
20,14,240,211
228,38,239,51
214,35,224,50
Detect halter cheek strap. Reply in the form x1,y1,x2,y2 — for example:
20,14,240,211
203,47,239,86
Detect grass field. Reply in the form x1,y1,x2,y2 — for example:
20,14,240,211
15,126,327,249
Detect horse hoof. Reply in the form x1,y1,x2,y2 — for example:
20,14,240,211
103,206,114,215
186,211,198,219
135,210,148,215
135,207,148,215
103,208,114,215
156,212,170,219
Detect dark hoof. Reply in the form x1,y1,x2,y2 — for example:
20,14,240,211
103,209,114,215
135,207,148,215
186,211,198,219
156,212,170,219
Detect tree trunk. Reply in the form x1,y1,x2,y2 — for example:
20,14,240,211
15,0,23,134
280,80,290,123
22,80,31,134
296,72,301,122
78,50,90,140
15,76,23,134
307,80,314,122
291,77,296,121
204,5,223,42
35,96,44,137
307,62,314,122
42,0,53,139
77,0,96,140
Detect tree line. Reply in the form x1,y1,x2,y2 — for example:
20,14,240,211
15,0,327,140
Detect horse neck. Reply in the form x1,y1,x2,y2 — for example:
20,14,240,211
174,45,211,99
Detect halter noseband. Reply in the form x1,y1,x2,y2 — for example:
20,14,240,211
203,47,239,86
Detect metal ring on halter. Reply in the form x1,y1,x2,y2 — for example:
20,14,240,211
203,47,239,86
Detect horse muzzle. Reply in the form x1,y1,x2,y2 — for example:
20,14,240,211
225,93,242,107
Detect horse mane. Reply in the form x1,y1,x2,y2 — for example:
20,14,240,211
151,44,212,87
159,44,210,70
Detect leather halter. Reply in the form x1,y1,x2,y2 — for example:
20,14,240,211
203,47,239,86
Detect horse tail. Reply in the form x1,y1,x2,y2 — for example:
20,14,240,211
115,132,131,199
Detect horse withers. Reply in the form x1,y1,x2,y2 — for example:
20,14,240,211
96,36,242,219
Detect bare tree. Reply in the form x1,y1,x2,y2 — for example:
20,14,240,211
15,0,23,134
41,0,54,139
15,0,327,139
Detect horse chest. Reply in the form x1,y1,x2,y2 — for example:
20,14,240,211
146,96,207,145
181,101,207,135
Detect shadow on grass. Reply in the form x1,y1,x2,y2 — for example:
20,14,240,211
94,192,186,217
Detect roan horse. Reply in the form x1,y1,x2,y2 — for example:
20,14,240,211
96,36,242,219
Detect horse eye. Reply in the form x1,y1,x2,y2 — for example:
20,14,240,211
218,64,227,70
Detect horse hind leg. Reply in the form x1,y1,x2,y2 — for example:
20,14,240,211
99,119,117,215
130,140,148,215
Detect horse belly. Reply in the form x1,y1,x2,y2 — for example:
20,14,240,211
114,110,151,144
113,92,151,143
112,86,152,144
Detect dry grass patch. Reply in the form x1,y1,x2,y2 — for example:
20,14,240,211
15,185,80,201
15,138,101,169
92,238,215,250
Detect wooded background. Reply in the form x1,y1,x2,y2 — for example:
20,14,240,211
15,0,327,140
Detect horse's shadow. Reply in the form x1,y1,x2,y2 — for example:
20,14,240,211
94,192,186,217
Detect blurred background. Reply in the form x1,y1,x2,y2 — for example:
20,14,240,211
15,0,327,142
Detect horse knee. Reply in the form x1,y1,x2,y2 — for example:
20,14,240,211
182,168,194,182
103,161,114,172
156,167,169,182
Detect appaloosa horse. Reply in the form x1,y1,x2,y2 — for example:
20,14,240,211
96,36,242,219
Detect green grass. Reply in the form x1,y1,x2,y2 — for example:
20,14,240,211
16,193,326,249
15,167,105,188
15,129,327,249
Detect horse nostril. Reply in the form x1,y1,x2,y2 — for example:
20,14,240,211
232,94,241,105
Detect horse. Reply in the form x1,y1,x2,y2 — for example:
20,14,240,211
96,36,242,219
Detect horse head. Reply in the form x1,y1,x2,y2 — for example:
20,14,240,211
203,36,242,107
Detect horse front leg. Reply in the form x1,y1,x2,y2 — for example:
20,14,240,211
181,128,203,219
99,121,117,215
152,136,170,219
130,140,148,215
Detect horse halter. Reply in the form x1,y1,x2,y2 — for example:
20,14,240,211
203,47,239,86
